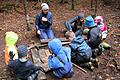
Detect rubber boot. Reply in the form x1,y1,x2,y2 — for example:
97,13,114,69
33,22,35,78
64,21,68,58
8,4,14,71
79,62,94,71
90,58,99,68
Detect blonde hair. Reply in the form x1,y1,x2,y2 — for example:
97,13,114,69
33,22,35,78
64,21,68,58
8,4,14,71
65,31,75,39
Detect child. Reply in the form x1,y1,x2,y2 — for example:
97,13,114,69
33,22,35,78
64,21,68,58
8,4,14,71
48,39,73,79
4,31,18,65
65,31,99,70
84,16,102,49
8,45,42,80
94,16,108,39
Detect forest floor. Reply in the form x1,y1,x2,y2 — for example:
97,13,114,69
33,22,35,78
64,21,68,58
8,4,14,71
0,0,120,80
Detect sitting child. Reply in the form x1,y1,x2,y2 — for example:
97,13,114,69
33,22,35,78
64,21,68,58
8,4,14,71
84,16,102,49
65,31,99,71
4,31,18,65
94,16,108,39
48,39,73,79
8,45,42,80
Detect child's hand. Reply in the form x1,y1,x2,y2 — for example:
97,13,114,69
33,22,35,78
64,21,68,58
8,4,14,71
9,51,15,60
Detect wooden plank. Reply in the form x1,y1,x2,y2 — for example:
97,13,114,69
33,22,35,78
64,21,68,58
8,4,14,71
30,48,41,66
40,38,69,44
37,71,47,80
39,49,51,72
62,42,70,45
44,49,51,58
39,49,47,63
28,42,70,50
31,48,47,80
28,44,47,50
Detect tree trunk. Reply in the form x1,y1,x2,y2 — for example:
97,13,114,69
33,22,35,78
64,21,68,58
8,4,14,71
91,0,93,8
116,0,120,9
103,0,112,5
23,0,31,31
71,0,74,10
94,0,97,17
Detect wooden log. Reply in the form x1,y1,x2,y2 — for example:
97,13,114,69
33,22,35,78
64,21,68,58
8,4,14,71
37,71,47,80
31,48,47,80
39,49,47,63
39,49,51,72
44,49,51,58
28,44,48,50
30,48,41,66
40,38,69,44
72,63,87,73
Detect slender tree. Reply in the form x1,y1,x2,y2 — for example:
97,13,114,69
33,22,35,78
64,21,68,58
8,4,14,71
71,0,74,10
23,0,31,31
94,0,97,16
91,0,93,8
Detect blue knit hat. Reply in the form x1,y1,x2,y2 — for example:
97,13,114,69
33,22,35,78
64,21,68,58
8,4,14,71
17,45,28,58
84,16,95,28
78,12,84,18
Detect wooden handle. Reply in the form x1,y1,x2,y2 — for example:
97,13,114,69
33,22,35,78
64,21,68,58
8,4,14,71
72,63,87,73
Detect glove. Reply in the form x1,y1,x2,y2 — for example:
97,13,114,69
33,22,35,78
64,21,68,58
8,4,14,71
37,30,41,35
9,51,15,60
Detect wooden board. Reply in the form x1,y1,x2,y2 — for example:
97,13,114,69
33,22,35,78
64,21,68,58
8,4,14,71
39,49,51,72
40,38,69,44
28,42,70,50
30,48,47,80
30,48,41,66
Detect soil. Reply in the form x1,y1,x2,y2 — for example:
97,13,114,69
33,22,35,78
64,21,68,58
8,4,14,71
0,0,120,80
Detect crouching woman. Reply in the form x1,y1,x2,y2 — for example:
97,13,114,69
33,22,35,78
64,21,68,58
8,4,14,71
48,39,73,79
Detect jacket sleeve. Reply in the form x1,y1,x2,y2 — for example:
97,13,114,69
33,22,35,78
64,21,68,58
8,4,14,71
48,55,64,69
64,16,79,31
63,47,71,61
35,14,40,30
8,59,16,69
47,13,52,26
28,61,42,71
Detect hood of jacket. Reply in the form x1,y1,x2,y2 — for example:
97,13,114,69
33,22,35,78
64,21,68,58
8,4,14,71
5,31,18,47
48,39,62,55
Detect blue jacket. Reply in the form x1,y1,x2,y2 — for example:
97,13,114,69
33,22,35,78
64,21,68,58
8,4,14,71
35,11,52,30
8,59,39,79
69,36,92,59
48,39,73,78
